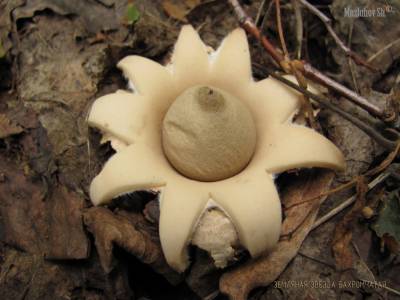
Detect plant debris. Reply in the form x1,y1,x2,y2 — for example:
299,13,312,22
162,0,203,22
83,207,182,285
0,0,399,299
219,170,335,300
332,177,368,270
0,158,89,260
0,113,23,138
372,190,400,254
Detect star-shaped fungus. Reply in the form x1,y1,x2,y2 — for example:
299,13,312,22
88,26,345,272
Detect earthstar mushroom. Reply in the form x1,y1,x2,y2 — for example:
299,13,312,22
88,25,345,272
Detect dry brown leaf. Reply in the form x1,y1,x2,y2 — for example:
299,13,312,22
0,113,23,138
83,207,182,285
186,249,222,298
0,159,89,259
332,230,353,270
281,171,328,236
382,234,400,253
219,170,334,300
162,0,202,22
332,176,368,270
45,186,90,259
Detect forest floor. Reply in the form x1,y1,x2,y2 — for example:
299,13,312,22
0,0,399,299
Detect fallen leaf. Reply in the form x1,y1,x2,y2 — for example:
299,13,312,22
143,199,160,223
12,0,119,34
45,185,90,259
0,160,47,254
0,248,132,300
83,207,182,285
281,171,328,236
162,0,202,22
186,249,222,299
332,177,368,270
0,159,89,259
219,170,334,300
332,231,353,270
0,113,23,138
20,123,56,177
372,190,400,254
0,0,25,58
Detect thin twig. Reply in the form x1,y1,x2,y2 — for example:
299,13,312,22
263,71,398,150
298,251,335,269
359,280,400,297
312,141,400,223
227,0,390,121
311,172,390,230
291,0,303,59
274,0,289,58
255,0,268,26
297,0,375,70
204,290,220,300
260,1,274,36
285,140,400,212
300,63,386,119
229,0,284,65
367,37,400,62
347,21,360,94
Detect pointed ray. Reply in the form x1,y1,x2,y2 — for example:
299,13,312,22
170,25,210,91
211,172,282,257
211,28,252,92
88,90,151,145
117,56,176,99
264,125,346,173
244,76,301,124
90,144,169,206
159,183,209,272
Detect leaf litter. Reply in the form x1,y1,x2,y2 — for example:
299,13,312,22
0,0,399,299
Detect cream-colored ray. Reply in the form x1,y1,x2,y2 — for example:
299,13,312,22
264,124,346,173
88,90,151,145
159,182,209,272
90,143,170,206
170,25,210,91
211,28,252,93
117,55,176,100
210,171,281,257
243,76,301,124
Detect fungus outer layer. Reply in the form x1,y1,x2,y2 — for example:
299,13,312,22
191,208,239,268
87,25,346,272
